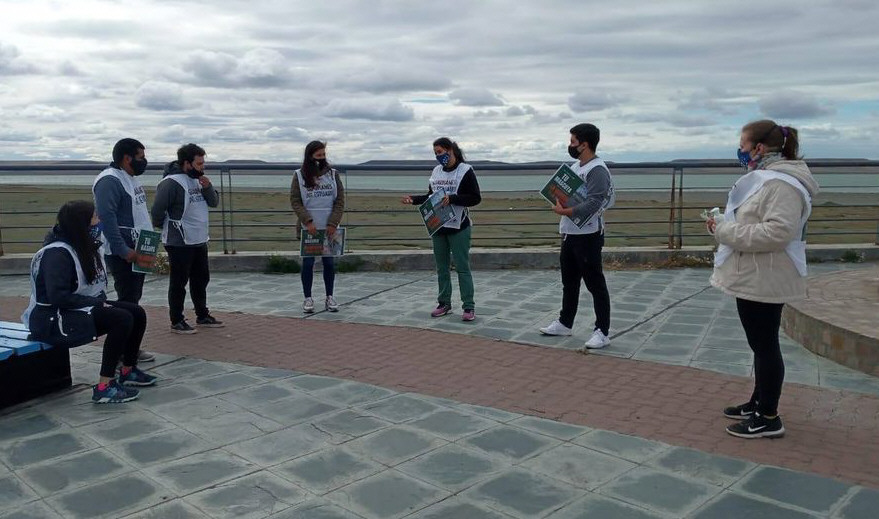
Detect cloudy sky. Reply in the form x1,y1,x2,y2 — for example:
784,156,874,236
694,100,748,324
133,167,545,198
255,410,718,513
1,0,878,163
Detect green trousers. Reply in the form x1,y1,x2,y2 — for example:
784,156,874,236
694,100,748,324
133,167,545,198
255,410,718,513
431,226,475,310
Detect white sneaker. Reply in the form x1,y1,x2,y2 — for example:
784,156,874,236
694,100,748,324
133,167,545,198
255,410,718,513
539,320,572,336
325,295,339,312
303,297,315,313
584,329,611,349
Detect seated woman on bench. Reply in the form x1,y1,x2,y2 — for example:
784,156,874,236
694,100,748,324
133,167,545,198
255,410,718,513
22,200,157,403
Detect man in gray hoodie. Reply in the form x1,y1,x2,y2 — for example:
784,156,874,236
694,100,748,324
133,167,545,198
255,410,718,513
150,143,222,334
94,138,156,361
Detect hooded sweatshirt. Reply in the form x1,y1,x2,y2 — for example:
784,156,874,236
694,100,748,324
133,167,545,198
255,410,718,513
710,157,820,303
150,161,219,247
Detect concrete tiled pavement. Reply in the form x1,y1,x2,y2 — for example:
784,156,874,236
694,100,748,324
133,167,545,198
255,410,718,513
2,350,878,519
1,263,878,518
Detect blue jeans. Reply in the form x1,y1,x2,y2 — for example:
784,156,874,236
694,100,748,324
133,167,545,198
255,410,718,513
301,256,335,298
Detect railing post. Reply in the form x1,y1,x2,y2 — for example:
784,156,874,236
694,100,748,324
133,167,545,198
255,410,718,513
228,167,236,254
675,166,684,249
0,201,5,257
339,167,350,253
667,167,677,249
219,167,229,254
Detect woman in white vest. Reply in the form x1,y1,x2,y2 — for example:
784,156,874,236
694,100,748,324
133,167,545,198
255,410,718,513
22,201,157,404
290,141,345,313
401,137,482,321
707,120,819,439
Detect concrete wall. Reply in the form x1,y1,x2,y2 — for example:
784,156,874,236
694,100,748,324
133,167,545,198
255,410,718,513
2,244,878,275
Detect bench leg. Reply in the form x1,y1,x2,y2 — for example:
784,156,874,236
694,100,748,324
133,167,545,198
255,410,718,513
0,347,72,410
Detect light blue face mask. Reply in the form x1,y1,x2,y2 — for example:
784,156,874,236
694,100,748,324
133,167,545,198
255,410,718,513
435,152,450,166
89,222,104,241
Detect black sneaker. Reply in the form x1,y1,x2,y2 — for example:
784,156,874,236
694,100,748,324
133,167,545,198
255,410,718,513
196,315,225,328
726,414,785,439
723,401,757,420
170,320,198,334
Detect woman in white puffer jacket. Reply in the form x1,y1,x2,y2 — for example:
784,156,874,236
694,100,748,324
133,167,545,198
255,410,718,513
707,119,819,440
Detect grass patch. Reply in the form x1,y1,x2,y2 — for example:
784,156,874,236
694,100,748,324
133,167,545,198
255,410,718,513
337,256,366,273
265,255,300,274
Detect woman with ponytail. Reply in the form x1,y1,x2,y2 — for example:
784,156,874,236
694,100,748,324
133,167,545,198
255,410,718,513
22,200,156,404
401,137,482,320
707,120,819,438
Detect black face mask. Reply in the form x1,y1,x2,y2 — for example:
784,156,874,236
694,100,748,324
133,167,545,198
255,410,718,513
315,158,328,170
131,157,148,176
186,162,204,179
567,144,581,159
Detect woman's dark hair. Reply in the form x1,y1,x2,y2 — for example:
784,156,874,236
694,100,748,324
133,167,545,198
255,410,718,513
742,119,800,160
433,137,465,165
57,200,102,284
300,140,327,189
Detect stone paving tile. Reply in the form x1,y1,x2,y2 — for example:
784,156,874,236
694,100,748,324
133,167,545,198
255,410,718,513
546,493,667,519
0,474,39,513
192,372,264,393
143,449,256,494
690,492,819,519
105,428,215,467
327,469,447,519
0,500,65,519
408,497,511,519
224,423,328,467
310,381,395,407
250,394,340,427
521,443,637,490
734,466,852,515
287,375,349,392
465,468,583,518
508,415,592,441
216,382,297,408
465,422,561,460
273,446,382,495
274,498,367,518
408,409,497,441
130,382,208,407
834,487,879,519
76,412,175,444
343,426,446,467
598,466,721,517
572,430,668,464
646,446,756,487
0,431,96,469
356,394,440,423
0,414,64,443
184,471,307,519
310,410,391,445
122,499,210,518
18,449,133,497
47,473,168,519
396,443,508,493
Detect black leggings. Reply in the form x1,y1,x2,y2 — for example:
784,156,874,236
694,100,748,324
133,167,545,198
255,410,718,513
92,301,147,378
737,298,785,416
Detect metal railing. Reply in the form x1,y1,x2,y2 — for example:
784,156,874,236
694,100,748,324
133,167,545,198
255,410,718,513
1,160,877,255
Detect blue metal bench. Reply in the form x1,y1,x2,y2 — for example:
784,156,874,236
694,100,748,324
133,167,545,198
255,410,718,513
0,320,72,409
